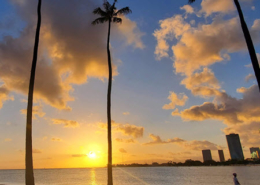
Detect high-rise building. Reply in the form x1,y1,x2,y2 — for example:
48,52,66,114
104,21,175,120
226,134,244,160
202,150,212,162
250,147,260,159
218,150,225,162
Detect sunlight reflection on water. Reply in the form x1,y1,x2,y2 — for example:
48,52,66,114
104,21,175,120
1,166,260,185
91,169,96,185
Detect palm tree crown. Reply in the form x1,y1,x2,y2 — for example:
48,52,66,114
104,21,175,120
92,0,131,25
188,0,196,3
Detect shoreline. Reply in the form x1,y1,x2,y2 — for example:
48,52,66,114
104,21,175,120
1,164,260,171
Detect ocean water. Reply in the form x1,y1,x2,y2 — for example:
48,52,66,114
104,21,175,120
0,166,260,185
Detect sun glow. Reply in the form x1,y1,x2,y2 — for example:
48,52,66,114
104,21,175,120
87,151,97,159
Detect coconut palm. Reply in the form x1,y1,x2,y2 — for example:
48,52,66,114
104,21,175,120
188,0,260,91
26,0,42,185
92,1,131,184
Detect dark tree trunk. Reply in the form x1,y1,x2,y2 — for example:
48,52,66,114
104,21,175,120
26,0,41,185
107,18,113,185
234,0,260,91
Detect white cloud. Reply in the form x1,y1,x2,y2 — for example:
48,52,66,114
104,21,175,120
114,16,145,49
245,74,255,82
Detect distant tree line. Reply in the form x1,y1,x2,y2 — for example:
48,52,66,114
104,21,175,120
114,159,260,167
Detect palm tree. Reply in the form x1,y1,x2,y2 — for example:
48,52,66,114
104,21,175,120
92,1,131,185
26,0,42,185
188,0,260,91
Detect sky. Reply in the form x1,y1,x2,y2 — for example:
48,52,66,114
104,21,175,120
0,0,260,169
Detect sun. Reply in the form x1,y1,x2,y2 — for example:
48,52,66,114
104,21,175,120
87,151,96,159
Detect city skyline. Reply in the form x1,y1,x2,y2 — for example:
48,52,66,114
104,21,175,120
250,147,260,158
226,134,244,160
1,0,260,169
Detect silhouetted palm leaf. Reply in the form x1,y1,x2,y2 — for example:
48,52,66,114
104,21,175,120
116,7,132,16
92,17,108,25
93,7,107,17
103,1,112,11
188,0,196,3
113,17,122,23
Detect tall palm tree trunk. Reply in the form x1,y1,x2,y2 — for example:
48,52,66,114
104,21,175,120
234,0,260,91
26,0,41,185
106,18,113,185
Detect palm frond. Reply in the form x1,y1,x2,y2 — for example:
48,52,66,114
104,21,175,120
92,17,108,25
93,7,108,17
103,1,111,11
112,17,122,24
116,7,132,16
188,0,196,4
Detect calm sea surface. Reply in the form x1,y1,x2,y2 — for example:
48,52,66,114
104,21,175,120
0,166,259,185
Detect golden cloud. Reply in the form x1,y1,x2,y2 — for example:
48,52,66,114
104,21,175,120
116,124,144,138
143,134,223,151
115,138,135,143
143,134,185,145
179,85,260,124
0,85,14,109
200,0,235,16
20,105,46,119
32,148,42,154
123,112,130,115
119,148,127,153
98,121,144,138
181,68,220,97
223,121,260,146
4,138,12,142
175,85,260,147
180,5,194,15
52,119,80,128
154,15,191,60
0,0,144,110
51,137,62,142
163,92,188,110
154,14,260,76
